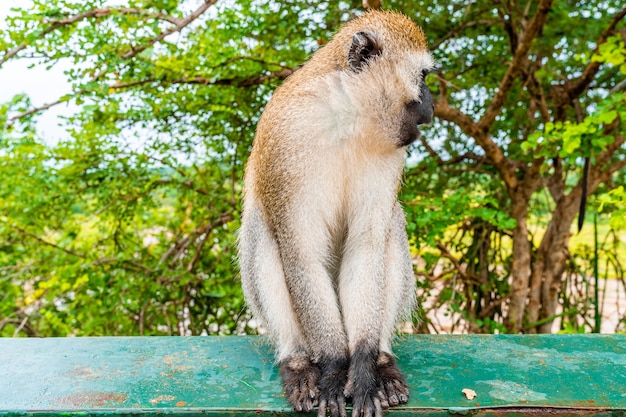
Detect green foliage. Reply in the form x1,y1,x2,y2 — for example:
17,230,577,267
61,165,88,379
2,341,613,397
521,31,626,163
599,186,626,230
591,35,626,72
522,94,624,159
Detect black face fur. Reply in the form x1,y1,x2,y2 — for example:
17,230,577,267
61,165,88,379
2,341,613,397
398,81,434,147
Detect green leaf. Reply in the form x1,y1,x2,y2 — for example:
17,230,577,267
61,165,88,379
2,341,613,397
598,110,617,124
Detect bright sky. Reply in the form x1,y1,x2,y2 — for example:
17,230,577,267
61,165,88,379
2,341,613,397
0,0,75,144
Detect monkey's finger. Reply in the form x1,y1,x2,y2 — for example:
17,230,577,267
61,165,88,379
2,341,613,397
385,381,409,405
300,389,317,413
338,395,348,417
304,395,316,412
391,380,408,403
360,399,375,417
351,397,364,417
318,399,328,417
286,384,304,411
304,381,320,404
329,398,339,417
301,380,318,410
289,390,302,412
377,389,389,409
385,381,399,406
374,386,387,409
373,397,383,417
295,399,304,412
343,381,354,399
380,398,389,410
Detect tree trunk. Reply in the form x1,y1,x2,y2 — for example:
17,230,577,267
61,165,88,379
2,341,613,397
526,192,575,333
535,189,582,333
505,196,531,333
526,251,545,333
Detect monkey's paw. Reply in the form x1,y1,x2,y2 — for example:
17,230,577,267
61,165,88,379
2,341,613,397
375,352,409,407
317,357,349,417
344,352,409,417
280,353,321,413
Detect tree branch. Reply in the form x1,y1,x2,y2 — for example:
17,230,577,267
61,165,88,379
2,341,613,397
6,68,107,127
434,99,486,143
417,131,442,163
6,65,291,128
569,6,626,99
171,68,296,88
497,4,518,55
7,223,86,259
563,132,626,214
121,0,217,59
434,98,518,192
0,7,184,67
478,0,554,131
544,157,564,203
7,98,63,122
610,78,626,93
92,257,153,273
525,59,551,123
186,211,234,272
430,19,501,51
432,0,554,197
436,241,481,283
108,68,295,91
47,8,182,26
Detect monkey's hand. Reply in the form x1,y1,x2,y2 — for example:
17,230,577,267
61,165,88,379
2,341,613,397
344,352,409,417
317,358,349,417
280,354,321,412
375,352,409,407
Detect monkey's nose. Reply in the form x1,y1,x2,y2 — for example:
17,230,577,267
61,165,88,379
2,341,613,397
416,82,434,126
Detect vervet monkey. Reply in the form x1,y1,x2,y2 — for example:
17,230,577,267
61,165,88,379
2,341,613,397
238,10,435,417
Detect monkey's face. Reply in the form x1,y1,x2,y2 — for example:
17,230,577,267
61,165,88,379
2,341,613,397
341,22,436,149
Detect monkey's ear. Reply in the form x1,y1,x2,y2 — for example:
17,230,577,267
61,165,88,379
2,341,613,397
348,31,382,72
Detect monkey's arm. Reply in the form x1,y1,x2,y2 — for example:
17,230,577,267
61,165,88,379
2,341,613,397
337,171,408,417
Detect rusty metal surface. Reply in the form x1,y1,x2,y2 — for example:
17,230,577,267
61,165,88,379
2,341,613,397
0,335,625,416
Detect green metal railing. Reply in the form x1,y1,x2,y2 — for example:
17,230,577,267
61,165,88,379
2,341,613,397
1,335,625,416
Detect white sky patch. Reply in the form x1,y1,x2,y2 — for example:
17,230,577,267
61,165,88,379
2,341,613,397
1,0,76,145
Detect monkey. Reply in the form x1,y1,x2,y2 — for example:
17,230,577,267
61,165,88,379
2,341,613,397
238,10,435,417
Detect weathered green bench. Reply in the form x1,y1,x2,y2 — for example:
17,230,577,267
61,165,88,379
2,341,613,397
1,335,625,416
